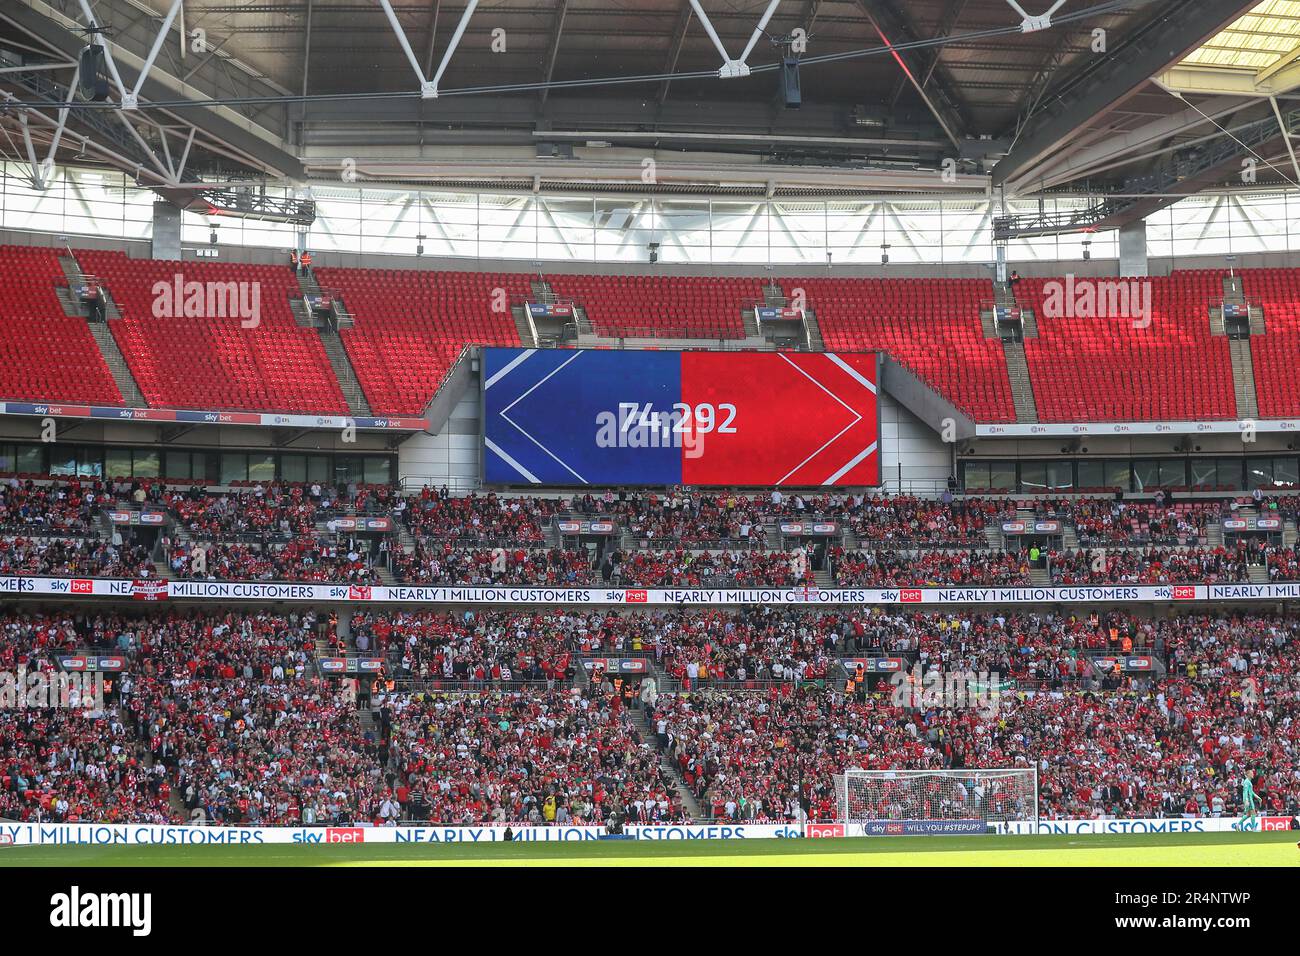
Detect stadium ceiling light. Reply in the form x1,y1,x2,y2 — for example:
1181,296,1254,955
1004,0,1067,33
76,0,184,110
379,0,479,98
688,0,784,79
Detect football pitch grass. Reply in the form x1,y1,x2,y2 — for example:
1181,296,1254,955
1,830,1297,867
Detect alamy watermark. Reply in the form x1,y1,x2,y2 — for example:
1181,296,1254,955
0,669,106,712
151,272,261,328
888,662,1002,718
1041,273,1152,329
594,402,736,459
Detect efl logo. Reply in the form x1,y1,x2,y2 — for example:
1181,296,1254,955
348,585,372,601
326,828,365,843
624,589,649,603
0,833,13,845
1171,586,1196,600
70,579,94,593
900,589,923,603
806,823,845,839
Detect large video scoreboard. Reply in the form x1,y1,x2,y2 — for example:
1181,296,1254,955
482,348,880,487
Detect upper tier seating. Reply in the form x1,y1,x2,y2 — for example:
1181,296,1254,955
544,274,762,339
315,267,528,416
0,245,122,405
77,250,347,414
778,277,1015,422
11,248,1300,425
1242,267,1300,418
1014,271,1236,422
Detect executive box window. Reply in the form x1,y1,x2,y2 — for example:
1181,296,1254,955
49,445,103,478
1020,461,1074,492
961,460,1016,491
0,443,43,473
1191,458,1244,489
1247,456,1300,489
1133,459,1188,491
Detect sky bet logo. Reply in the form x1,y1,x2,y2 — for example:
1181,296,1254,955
1172,586,1196,600
624,590,649,603
805,823,845,838
900,589,923,603
326,828,365,843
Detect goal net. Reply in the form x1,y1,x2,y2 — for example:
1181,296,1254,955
834,768,1038,835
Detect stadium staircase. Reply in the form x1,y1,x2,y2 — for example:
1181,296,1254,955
634,707,705,820
57,253,144,407
1212,274,1261,419
511,303,538,347
294,273,372,417
1002,346,1039,423
993,282,1039,423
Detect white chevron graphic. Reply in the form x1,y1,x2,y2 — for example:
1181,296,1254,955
774,353,874,486
493,350,588,483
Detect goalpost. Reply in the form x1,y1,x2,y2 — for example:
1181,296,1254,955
834,768,1038,835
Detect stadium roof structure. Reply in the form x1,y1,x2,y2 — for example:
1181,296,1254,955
0,0,1295,230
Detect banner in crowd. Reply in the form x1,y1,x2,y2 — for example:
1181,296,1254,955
5,818,1283,846
976,419,1300,437
996,817,1292,835
0,401,425,432
755,306,804,322
0,822,804,845
9,576,1300,605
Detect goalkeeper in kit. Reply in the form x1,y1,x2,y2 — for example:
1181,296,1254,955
1240,768,1260,831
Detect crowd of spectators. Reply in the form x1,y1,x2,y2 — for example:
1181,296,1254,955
120,609,389,826
166,537,380,583
1035,499,1220,546
0,535,154,578
390,543,591,586
4,603,1299,826
0,478,106,534
830,548,1030,587
401,489,555,542
1047,547,1250,585
604,548,809,587
652,609,1300,822
387,688,683,825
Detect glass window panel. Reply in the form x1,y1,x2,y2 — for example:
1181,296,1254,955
220,453,247,484
281,454,306,484
1246,459,1273,490
1132,460,1159,492
165,452,193,479
106,448,133,479
1019,461,1047,491
1273,457,1298,488
133,450,160,478
248,454,276,483
16,445,44,474
989,461,1016,491
1190,458,1219,487
1045,461,1074,491
962,462,990,490
1077,460,1105,489
1159,459,1187,487
363,457,391,485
